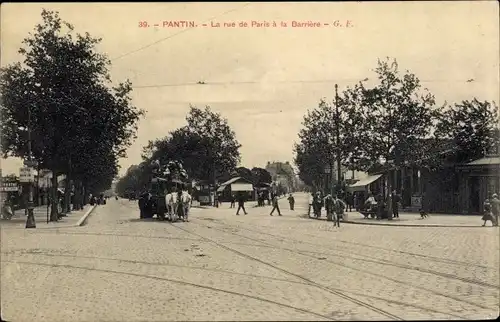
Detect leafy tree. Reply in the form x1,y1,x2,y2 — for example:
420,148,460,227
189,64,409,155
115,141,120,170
234,167,253,181
340,58,439,171
0,10,143,220
143,106,241,186
185,105,241,182
435,99,500,163
293,99,348,188
251,167,272,185
115,163,150,198
143,127,208,181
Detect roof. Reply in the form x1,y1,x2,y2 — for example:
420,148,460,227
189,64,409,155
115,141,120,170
349,174,383,187
217,177,254,192
465,156,500,166
219,176,253,186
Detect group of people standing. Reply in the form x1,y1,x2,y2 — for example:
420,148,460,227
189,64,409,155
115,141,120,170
309,191,346,227
363,190,402,219
89,193,107,206
482,193,500,226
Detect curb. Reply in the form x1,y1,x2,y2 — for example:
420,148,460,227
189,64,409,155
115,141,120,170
302,214,496,228
76,205,97,226
1,205,98,230
341,220,496,228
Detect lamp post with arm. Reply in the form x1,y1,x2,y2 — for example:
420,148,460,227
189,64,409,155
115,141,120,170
24,105,37,228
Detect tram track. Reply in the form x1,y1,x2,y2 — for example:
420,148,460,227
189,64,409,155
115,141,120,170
202,219,499,290
0,259,333,320
185,218,496,312
1,250,465,319
167,222,404,320
112,201,497,316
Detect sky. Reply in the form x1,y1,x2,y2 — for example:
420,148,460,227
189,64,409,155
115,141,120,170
1,1,499,177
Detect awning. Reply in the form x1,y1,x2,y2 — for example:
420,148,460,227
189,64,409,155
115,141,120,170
217,182,254,192
230,183,253,192
348,174,383,192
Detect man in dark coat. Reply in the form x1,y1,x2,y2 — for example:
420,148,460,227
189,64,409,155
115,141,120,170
391,190,401,218
138,191,151,219
270,194,282,216
287,194,295,210
236,192,248,215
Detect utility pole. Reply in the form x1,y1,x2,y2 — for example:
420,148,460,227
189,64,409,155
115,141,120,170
213,159,218,208
334,84,342,188
25,106,37,228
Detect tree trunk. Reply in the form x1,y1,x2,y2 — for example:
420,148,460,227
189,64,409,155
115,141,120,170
64,158,72,213
83,183,88,205
64,174,71,214
75,180,82,210
78,181,84,209
50,171,59,222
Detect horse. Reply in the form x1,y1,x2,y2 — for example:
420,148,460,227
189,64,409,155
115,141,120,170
180,191,192,222
165,192,178,221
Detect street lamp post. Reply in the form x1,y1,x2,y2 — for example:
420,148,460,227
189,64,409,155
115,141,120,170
25,106,37,228
334,84,342,184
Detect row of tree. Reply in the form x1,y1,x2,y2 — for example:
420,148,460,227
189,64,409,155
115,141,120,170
115,105,276,198
1,10,143,220
294,58,500,189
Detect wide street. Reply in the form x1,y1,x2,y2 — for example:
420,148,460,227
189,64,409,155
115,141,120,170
1,193,499,321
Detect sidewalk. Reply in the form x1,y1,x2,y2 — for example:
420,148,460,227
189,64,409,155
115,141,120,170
306,210,497,228
0,204,96,230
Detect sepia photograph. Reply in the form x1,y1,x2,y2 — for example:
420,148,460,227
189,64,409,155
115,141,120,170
1,1,499,321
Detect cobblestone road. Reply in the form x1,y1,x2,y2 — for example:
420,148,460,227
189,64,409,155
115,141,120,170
1,194,499,321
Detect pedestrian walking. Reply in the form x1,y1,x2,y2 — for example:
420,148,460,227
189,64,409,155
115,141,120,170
481,197,495,226
9,195,16,217
332,195,346,227
313,191,323,218
324,194,334,221
490,193,500,226
345,191,353,212
391,190,401,218
230,194,236,208
307,192,314,217
270,194,282,216
138,192,147,219
287,193,295,210
236,193,247,215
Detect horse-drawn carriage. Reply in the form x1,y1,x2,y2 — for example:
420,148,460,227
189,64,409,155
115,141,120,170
149,176,191,221
143,159,192,222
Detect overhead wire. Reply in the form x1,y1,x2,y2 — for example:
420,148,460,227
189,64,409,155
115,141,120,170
130,78,479,89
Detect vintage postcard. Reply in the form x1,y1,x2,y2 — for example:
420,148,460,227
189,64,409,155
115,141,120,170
1,2,499,321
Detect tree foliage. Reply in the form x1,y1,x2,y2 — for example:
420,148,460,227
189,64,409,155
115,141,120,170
435,99,500,163
340,58,439,171
251,167,272,185
0,10,143,218
293,99,349,187
118,105,242,195
234,167,253,182
143,127,208,180
185,105,241,178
